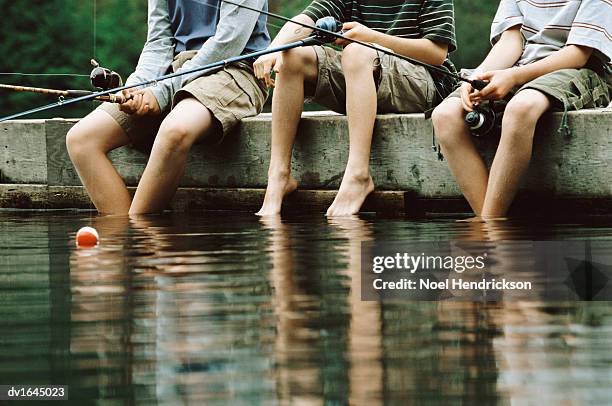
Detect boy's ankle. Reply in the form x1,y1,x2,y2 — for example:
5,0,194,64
343,167,371,183
267,168,292,181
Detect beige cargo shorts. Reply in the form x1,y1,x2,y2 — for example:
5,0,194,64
448,67,610,111
99,50,268,151
309,45,437,114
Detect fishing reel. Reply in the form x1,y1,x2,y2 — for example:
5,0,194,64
313,16,343,43
89,59,123,90
464,102,505,137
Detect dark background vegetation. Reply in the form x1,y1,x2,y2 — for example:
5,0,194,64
0,0,498,118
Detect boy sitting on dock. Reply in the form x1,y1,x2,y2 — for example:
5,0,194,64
431,0,611,220
255,0,457,216
66,0,270,215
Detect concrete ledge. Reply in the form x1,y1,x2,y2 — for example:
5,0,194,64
0,120,47,184
3,185,612,218
1,109,611,211
0,184,406,213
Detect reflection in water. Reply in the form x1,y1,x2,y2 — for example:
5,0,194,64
328,217,383,406
262,215,323,405
69,215,134,402
1,212,612,404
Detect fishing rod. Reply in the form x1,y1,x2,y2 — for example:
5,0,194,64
0,25,334,123
0,83,130,104
221,0,489,91
0,59,130,107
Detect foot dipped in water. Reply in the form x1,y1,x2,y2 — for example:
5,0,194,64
326,172,375,217
256,173,298,216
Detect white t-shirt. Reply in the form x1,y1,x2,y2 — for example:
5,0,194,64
491,0,611,67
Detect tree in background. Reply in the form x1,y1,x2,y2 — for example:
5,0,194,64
0,0,497,118
0,0,145,118
452,0,498,69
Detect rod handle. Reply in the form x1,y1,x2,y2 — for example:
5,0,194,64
471,80,489,91
97,92,134,104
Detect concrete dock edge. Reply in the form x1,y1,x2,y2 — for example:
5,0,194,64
1,109,610,214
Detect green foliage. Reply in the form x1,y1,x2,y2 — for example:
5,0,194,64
453,0,499,69
0,0,146,118
269,1,310,35
0,0,498,118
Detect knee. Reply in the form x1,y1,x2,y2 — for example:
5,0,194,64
278,47,316,75
499,97,546,145
155,121,194,155
66,123,95,161
431,101,466,147
503,95,545,125
341,43,377,75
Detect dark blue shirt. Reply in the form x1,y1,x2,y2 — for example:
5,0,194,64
168,0,270,54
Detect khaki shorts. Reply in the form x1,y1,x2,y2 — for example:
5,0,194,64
448,68,611,112
309,46,437,114
99,51,268,152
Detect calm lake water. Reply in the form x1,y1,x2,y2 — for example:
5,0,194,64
1,211,612,405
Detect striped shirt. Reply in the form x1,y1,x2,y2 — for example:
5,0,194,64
492,0,611,67
302,0,457,94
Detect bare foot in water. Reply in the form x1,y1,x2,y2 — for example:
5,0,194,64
256,174,298,216
326,173,374,217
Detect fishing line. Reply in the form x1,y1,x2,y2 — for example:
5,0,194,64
0,73,90,77
93,0,97,60
85,0,99,224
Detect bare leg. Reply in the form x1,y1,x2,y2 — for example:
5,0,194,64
256,47,319,216
326,44,378,217
66,109,133,214
129,97,219,215
431,98,489,215
481,90,550,218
